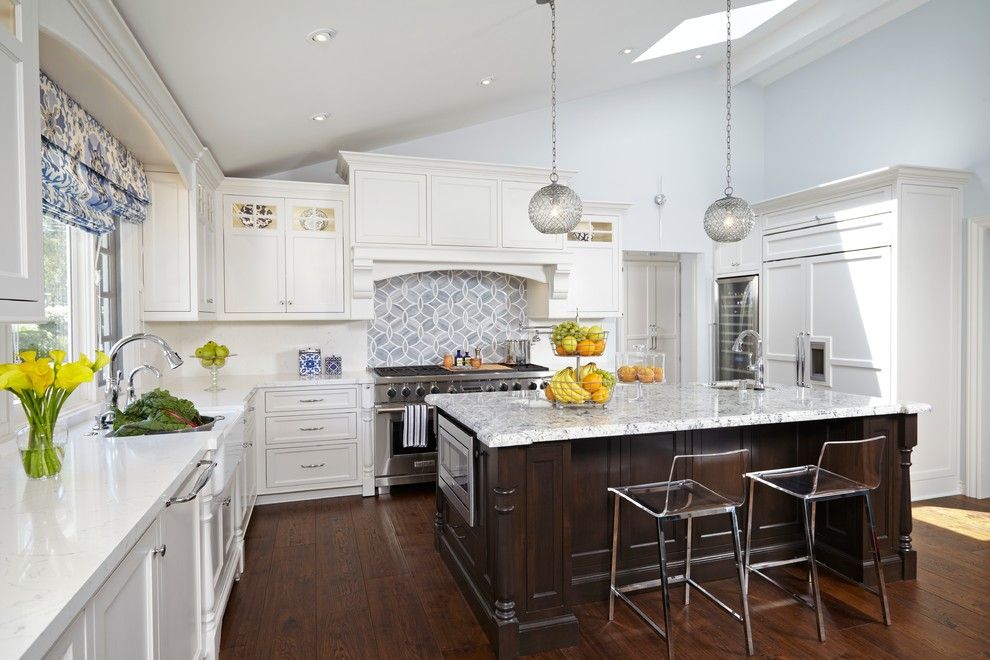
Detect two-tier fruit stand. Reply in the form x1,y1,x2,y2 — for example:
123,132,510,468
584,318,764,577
522,312,615,408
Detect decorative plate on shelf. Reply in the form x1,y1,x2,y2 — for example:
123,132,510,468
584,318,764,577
253,206,275,228
299,207,329,231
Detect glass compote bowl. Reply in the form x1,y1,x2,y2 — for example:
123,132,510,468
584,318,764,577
190,354,237,392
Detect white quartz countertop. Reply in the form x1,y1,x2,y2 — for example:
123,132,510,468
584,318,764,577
0,424,212,659
159,371,372,410
425,383,931,447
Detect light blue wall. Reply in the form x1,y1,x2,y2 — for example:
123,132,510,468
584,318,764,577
763,0,990,215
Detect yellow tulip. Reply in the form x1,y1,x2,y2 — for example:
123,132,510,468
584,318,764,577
55,361,95,392
50,350,66,365
18,350,37,363
0,368,31,393
92,350,110,372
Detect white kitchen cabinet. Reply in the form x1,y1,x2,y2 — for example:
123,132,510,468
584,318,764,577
196,183,218,313
431,175,498,247
160,469,203,660
218,182,349,319
285,198,345,313
756,165,968,500
353,170,427,245
91,517,161,660
44,611,87,660
0,0,42,321
622,257,681,384
500,180,564,250
566,205,624,316
714,227,761,277
143,172,192,314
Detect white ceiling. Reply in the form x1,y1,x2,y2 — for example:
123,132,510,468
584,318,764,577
110,0,920,177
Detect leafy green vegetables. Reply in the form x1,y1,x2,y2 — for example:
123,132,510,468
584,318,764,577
112,388,205,437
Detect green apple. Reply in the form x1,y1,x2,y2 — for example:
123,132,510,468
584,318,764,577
200,345,216,359
194,346,207,358
213,357,226,368
199,358,215,368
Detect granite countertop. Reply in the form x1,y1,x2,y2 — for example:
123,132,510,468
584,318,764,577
0,423,216,659
426,383,931,447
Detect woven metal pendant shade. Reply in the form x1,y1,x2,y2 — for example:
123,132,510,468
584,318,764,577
703,195,756,243
529,183,583,235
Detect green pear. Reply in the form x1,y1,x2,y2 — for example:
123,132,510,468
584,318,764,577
199,358,215,368
215,345,230,358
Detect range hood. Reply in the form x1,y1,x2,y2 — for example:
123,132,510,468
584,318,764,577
350,244,573,319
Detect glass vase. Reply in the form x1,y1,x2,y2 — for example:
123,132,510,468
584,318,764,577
17,422,68,480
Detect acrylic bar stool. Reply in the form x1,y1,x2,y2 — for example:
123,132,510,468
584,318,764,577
608,448,754,659
744,436,892,642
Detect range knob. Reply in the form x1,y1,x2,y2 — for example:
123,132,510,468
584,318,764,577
430,384,441,394
448,384,457,394
513,382,522,391
401,386,411,397
386,387,397,399
484,384,496,393
528,382,538,390
499,383,509,392
539,381,549,390
416,386,426,397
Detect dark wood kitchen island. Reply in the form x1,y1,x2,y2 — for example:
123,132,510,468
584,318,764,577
425,384,929,659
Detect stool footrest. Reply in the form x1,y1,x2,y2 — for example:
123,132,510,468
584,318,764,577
748,555,810,571
613,576,745,624
748,566,817,611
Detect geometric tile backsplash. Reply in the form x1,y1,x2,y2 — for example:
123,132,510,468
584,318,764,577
367,270,528,366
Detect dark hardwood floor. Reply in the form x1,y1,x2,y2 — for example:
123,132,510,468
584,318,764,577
220,488,990,659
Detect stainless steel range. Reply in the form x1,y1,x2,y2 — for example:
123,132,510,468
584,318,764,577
372,364,551,489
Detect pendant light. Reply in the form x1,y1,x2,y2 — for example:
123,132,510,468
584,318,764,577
703,0,756,243
529,0,583,235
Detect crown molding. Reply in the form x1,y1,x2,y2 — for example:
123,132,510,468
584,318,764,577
63,0,219,181
337,150,578,183
219,176,349,198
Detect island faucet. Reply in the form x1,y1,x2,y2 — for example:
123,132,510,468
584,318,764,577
731,329,766,391
95,333,184,429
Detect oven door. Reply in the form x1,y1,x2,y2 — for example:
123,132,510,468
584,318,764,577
374,405,438,486
437,416,474,526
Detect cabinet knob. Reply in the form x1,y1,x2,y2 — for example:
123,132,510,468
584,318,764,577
288,300,294,305
279,300,285,305
222,496,232,507
206,298,214,303
153,544,167,557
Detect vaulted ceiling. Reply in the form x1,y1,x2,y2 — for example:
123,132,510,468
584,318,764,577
111,0,924,177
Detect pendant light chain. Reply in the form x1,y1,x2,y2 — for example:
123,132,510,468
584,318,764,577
724,0,733,197
549,0,559,184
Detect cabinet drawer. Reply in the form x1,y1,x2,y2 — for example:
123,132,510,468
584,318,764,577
266,444,359,489
764,212,894,262
762,186,892,234
265,411,357,446
264,387,357,413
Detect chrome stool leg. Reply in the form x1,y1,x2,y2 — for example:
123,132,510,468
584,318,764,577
609,493,620,622
656,518,674,659
684,517,693,605
864,493,891,626
730,509,755,655
807,501,817,584
802,500,826,642
743,477,756,591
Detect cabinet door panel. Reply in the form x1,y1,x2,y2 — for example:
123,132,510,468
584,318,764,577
44,610,87,660
431,175,498,247
500,180,563,249
353,171,427,245
738,229,762,272
0,0,41,307
143,173,191,313
286,234,343,313
223,233,283,313
160,480,201,660
196,184,217,312
92,518,160,660
763,260,806,385
623,262,652,351
714,242,740,275
570,247,617,315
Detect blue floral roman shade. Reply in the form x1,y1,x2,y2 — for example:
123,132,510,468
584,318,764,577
39,73,150,235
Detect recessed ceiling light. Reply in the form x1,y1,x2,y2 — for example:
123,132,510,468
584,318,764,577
310,112,331,122
479,76,495,87
634,0,797,62
620,47,634,55
694,53,703,59
308,28,337,44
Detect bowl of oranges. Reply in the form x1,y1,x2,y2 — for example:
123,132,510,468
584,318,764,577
616,353,665,385
550,321,607,357
544,362,616,407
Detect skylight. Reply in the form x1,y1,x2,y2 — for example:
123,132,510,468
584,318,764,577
634,0,798,62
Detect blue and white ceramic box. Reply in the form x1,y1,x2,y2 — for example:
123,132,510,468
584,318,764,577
325,355,342,378
298,347,322,377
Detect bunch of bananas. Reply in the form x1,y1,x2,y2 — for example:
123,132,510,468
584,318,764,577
547,367,591,404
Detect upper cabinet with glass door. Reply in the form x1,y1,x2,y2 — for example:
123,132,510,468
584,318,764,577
0,0,42,321
217,179,348,320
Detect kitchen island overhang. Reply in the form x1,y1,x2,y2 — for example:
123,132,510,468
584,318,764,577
427,385,928,659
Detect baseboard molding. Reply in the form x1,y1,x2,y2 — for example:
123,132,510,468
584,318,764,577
255,485,362,505
911,477,963,502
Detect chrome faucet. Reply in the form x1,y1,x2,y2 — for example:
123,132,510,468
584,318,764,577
95,333,184,429
731,329,766,391
126,364,162,407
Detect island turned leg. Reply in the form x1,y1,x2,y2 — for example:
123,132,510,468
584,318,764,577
898,415,918,579
493,485,519,659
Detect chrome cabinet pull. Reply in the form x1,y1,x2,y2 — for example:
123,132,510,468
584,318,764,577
242,441,253,448
299,426,325,432
222,496,232,507
166,460,216,506
206,298,214,303
298,398,324,403
300,463,326,469
153,545,167,557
